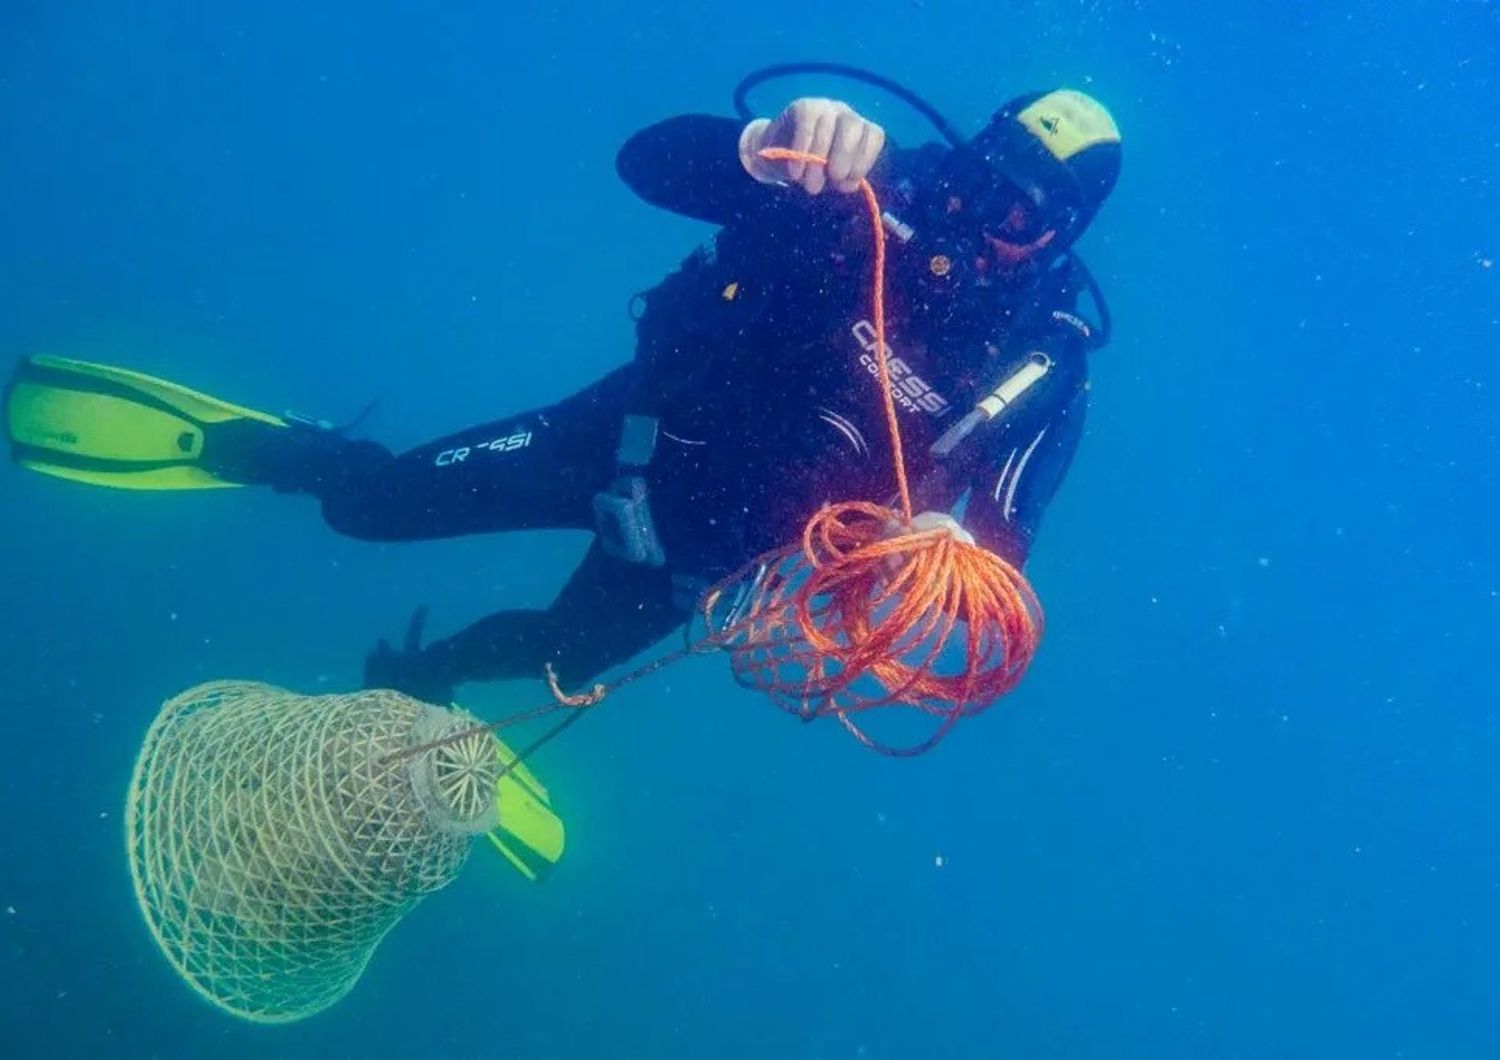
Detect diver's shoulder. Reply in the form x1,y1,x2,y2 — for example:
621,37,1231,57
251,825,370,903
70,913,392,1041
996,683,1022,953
1028,254,1109,354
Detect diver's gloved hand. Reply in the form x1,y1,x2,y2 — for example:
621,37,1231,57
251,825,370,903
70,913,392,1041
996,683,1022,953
363,606,456,706
738,97,886,195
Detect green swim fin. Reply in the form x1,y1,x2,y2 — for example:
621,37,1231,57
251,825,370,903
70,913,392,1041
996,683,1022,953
5,355,287,490
485,731,566,883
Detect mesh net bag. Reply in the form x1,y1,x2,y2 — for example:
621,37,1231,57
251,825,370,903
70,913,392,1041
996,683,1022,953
125,680,502,1023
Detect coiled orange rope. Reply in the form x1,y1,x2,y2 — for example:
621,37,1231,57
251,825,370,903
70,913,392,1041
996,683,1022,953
698,147,1045,755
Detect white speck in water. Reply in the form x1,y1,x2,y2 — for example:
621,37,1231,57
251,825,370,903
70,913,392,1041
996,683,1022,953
934,855,946,868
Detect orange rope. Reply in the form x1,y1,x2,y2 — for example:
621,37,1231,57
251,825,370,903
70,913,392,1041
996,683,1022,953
757,148,914,522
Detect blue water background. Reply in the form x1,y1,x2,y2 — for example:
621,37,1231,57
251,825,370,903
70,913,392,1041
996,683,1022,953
2,2,1497,1056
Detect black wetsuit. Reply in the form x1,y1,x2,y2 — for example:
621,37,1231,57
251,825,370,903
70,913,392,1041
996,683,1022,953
305,115,1103,697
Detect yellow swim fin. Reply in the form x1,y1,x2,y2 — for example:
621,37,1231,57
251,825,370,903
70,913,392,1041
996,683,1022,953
5,355,286,490
486,733,566,882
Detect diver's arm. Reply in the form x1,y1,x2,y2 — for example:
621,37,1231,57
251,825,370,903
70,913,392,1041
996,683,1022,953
616,115,766,225
961,363,1088,567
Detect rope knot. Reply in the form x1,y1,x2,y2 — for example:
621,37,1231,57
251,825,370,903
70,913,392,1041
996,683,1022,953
545,663,607,708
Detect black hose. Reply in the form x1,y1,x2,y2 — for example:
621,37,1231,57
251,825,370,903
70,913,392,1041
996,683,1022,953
1072,254,1113,348
731,61,968,147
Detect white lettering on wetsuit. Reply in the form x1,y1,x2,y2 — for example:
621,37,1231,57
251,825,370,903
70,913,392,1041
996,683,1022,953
850,320,952,417
435,430,533,467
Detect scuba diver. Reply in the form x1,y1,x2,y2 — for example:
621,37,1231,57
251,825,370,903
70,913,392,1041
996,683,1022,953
6,67,1122,707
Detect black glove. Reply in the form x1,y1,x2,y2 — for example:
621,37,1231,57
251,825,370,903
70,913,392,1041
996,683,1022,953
363,606,456,705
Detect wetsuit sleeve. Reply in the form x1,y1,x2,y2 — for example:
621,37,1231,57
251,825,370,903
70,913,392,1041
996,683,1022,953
962,353,1088,568
615,114,767,225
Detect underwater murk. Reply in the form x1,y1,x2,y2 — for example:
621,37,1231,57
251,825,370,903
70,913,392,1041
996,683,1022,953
2,3,1498,1059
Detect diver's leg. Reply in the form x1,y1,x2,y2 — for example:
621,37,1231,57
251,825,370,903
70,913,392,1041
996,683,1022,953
318,364,636,542
418,542,686,693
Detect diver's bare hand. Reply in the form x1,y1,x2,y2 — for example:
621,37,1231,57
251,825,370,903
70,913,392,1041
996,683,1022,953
739,98,886,195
